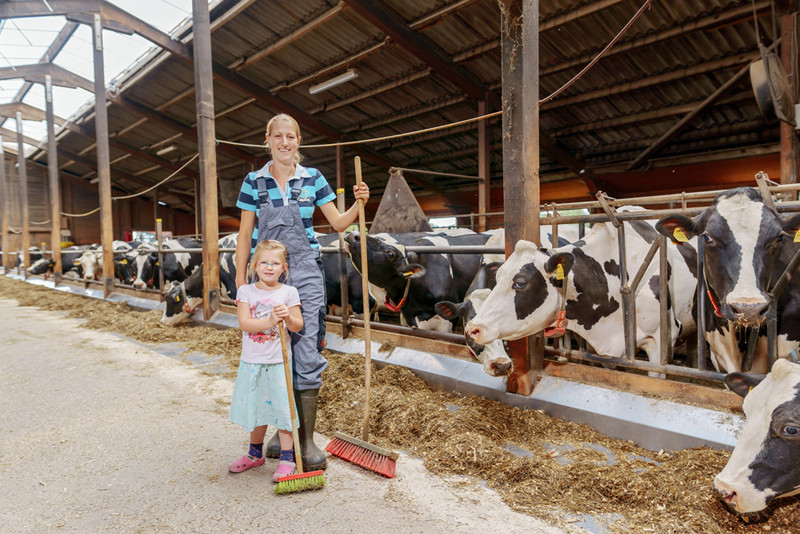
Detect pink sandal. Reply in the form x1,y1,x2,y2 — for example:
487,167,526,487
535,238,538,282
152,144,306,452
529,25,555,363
272,460,296,483
229,454,265,473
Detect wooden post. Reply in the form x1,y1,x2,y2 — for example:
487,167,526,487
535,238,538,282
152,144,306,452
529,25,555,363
0,135,8,271
192,0,220,320
779,4,798,199
336,144,351,339
45,75,63,284
500,0,541,396
15,112,30,275
92,14,115,298
477,99,490,232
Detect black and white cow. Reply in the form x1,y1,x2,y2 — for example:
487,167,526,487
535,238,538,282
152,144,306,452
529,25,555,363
656,187,800,373
316,233,376,316
27,245,87,278
161,234,238,325
713,359,800,514
12,246,43,268
345,230,491,333
129,238,202,290
465,209,697,367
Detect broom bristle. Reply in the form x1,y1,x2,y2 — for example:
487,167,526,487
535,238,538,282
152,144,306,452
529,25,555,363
273,470,326,494
325,433,397,478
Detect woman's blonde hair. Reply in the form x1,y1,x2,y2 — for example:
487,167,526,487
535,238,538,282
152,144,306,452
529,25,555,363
249,239,289,281
266,113,303,164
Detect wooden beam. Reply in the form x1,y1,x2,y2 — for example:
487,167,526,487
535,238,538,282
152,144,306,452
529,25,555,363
0,127,41,148
0,63,94,92
0,102,50,123
342,0,486,101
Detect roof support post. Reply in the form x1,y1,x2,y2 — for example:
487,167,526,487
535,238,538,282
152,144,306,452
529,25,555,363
45,76,63,283
192,0,220,320
15,112,30,276
477,99,490,232
780,7,798,199
500,0,542,396
336,145,351,339
0,136,8,271
91,14,115,298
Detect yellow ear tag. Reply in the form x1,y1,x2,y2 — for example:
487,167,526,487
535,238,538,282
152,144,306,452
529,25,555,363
673,228,688,243
176,296,180,302
794,229,800,243
556,263,565,280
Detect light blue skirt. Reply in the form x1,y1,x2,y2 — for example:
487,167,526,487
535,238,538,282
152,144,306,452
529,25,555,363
229,361,298,432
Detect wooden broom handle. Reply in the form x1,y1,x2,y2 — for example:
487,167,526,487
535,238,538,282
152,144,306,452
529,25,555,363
355,156,372,442
279,321,303,474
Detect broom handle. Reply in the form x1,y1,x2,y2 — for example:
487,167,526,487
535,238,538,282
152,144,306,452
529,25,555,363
279,321,304,474
355,156,372,443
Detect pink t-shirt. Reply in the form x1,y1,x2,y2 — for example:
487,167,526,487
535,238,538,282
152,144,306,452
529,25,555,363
235,283,301,364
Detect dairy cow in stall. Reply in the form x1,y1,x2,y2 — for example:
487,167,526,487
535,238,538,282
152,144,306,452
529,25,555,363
656,187,800,373
465,208,697,369
27,245,88,278
75,241,138,282
316,232,375,317
128,238,202,290
345,230,490,333
713,359,800,514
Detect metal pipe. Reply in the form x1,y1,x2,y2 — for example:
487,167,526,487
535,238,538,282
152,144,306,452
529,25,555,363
659,235,671,366
327,315,465,344
628,238,660,292
696,239,708,371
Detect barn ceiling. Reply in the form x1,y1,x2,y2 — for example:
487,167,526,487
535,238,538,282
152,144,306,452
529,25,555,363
0,0,793,222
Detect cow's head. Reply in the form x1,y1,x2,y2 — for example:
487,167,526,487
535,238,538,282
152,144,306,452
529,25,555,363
130,249,158,290
161,280,202,326
713,359,800,514
436,289,512,376
656,188,800,326
466,240,573,344
27,257,54,275
76,250,101,280
344,232,426,287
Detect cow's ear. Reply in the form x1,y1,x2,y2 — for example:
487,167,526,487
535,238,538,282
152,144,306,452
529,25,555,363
401,264,426,278
435,300,467,320
484,262,501,289
724,372,766,398
545,252,574,279
781,213,800,242
655,215,698,243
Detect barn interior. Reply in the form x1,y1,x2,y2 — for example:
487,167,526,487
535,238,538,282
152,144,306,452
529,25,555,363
1,0,797,246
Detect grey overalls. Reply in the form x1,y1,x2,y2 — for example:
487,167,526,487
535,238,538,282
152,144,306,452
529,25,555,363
255,177,328,391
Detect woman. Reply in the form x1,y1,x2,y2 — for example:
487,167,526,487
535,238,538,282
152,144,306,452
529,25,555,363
235,114,369,471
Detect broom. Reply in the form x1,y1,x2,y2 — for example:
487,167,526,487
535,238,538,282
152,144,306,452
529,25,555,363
325,156,399,478
274,321,326,494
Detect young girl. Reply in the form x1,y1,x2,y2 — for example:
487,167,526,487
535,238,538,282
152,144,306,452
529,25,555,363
229,240,303,482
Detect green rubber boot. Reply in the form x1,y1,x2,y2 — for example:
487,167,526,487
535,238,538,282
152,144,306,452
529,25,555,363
296,388,327,471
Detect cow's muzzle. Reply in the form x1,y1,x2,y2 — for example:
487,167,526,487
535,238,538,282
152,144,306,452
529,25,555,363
727,300,769,326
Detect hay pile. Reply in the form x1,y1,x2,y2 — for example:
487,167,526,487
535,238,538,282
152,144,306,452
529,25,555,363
2,275,798,533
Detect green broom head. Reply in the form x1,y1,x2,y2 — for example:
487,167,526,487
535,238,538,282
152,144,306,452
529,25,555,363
274,470,326,494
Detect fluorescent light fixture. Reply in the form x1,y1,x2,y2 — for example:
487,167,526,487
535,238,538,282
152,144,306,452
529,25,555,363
309,69,358,95
156,145,177,156
158,201,167,206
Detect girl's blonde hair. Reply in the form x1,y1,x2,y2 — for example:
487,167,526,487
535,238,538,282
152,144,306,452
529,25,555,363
249,239,289,281
266,113,304,164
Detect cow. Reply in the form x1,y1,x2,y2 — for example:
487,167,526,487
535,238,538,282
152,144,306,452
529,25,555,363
712,359,800,514
27,245,88,278
345,230,491,333
129,238,202,290
436,228,579,377
75,241,134,282
655,187,800,373
12,247,43,268
465,208,697,369
316,233,375,317
161,234,238,325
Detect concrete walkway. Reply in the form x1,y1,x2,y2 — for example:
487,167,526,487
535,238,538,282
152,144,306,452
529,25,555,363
0,298,580,533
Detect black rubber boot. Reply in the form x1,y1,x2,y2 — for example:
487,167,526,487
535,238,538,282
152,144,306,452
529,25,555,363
264,431,281,459
296,388,327,471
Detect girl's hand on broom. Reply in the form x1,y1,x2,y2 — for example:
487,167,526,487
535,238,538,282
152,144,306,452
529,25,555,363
353,182,369,203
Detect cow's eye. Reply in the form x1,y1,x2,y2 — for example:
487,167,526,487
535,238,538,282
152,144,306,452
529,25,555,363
511,276,527,291
782,425,799,437
702,234,714,244
776,234,784,243
386,251,395,259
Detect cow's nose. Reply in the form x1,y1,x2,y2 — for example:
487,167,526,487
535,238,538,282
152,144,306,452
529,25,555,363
713,480,739,509
468,326,482,342
728,300,769,324
490,359,512,376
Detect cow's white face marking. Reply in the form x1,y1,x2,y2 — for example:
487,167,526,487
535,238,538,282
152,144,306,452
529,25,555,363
716,194,768,306
415,315,453,333
714,360,800,513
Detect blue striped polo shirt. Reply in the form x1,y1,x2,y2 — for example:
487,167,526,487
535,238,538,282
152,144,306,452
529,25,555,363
236,162,336,252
